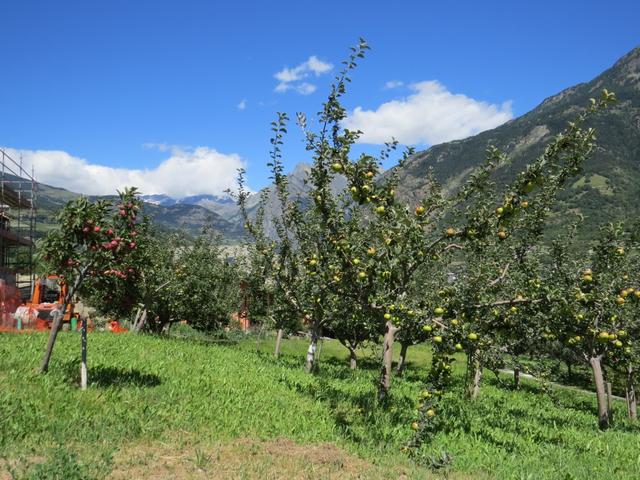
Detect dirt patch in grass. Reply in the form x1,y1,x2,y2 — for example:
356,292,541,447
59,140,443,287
0,456,44,480
107,437,482,480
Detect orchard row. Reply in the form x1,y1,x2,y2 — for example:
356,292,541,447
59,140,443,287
34,43,635,457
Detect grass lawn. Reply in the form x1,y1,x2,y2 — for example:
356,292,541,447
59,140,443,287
1,331,639,479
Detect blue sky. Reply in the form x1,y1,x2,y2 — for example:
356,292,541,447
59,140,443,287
1,0,638,197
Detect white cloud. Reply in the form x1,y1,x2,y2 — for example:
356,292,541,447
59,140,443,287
274,55,333,95
274,82,291,93
384,80,404,89
237,99,247,110
306,56,333,75
295,83,316,95
344,80,513,146
4,146,247,198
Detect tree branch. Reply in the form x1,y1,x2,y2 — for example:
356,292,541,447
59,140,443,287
473,297,542,309
489,263,510,287
444,243,464,252
432,318,448,330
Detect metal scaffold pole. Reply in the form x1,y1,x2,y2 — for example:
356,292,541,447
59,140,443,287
0,147,37,304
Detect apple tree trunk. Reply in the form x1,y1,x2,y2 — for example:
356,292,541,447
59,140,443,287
274,328,284,358
39,307,65,373
305,327,319,373
349,346,357,370
378,321,398,402
606,382,614,423
466,350,483,400
626,365,637,421
589,356,609,430
132,308,148,333
513,365,521,390
396,342,409,377
565,360,573,382
40,265,92,374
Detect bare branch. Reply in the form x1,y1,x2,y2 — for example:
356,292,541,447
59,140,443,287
473,297,542,309
444,243,464,252
489,263,510,287
432,318,448,330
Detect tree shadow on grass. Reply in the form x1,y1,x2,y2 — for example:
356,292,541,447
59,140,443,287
61,361,161,388
314,356,381,379
247,348,382,378
293,374,417,445
399,366,428,384
267,352,420,446
484,373,601,418
88,366,162,388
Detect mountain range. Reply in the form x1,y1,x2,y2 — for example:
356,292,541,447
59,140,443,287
25,45,640,244
33,182,245,241
393,46,640,241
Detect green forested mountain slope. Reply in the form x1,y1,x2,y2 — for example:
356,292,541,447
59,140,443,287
393,46,640,240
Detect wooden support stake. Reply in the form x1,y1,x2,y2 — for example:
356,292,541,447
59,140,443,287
80,317,88,390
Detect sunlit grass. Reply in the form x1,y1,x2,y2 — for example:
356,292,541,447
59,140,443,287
1,332,639,479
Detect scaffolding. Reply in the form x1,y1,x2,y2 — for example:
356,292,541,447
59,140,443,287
0,148,37,302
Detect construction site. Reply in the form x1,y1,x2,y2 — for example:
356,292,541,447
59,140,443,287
0,148,37,330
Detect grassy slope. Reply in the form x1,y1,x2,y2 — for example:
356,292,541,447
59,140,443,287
1,333,639,479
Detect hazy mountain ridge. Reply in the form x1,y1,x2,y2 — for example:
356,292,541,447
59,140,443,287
140,193,235,208
31,162,336,241
33,182,244,241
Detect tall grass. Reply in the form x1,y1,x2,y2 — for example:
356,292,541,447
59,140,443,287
1,332,639,479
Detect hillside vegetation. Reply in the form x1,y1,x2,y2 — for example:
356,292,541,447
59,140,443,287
394,46,640,243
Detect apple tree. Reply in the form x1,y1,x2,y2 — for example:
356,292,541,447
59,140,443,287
235,188,304,358
405,92,616,452
545,221,639,428
84,228,242,334
37,187,144,373
238,40,385,372
318,206,387,369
